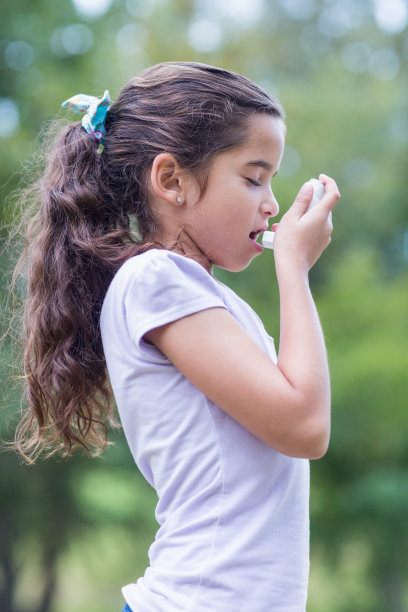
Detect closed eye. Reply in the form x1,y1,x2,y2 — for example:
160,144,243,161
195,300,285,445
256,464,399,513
246,178,261,187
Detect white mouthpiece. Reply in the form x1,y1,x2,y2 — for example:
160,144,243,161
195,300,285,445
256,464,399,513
262,231,275,249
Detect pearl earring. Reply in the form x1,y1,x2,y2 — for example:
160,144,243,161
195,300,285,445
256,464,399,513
176,196,182,203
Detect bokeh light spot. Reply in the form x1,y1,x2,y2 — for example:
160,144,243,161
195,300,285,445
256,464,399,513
71,0,112,18
196,0,265,28
50,25,93,57
4,41,34,71
0,98,20,138
374,0,408,34
115,23,147,54
318,5,354,38
187,18,224,53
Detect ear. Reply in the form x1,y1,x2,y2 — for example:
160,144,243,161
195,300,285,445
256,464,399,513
150,153,187,206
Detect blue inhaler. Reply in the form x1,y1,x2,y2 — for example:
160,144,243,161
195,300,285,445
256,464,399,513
262,178,325,250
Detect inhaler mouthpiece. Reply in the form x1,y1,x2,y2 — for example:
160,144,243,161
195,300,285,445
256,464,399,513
261,231,276,249
262,178,325,250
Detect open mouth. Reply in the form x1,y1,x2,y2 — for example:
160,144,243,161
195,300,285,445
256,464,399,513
249,230,261,241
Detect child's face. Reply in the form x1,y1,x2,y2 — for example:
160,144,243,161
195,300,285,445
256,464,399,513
185,113,285,272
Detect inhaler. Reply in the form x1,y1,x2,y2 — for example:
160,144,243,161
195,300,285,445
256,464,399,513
262,178,325,250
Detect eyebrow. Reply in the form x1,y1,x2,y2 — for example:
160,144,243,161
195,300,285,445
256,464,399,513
245,160,278,176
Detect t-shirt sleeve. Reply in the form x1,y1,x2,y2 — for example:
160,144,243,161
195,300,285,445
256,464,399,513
123,250,227,352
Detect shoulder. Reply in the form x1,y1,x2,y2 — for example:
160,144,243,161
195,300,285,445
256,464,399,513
102,249,227,349
104,248,227,318
108,249,226,304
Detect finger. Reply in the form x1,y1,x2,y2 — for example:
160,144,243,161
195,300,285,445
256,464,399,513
318,174,340,196
327,214,333,234
318,174,341,212
290,182,314,217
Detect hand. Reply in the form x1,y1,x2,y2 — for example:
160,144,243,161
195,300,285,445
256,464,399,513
273,174,340,274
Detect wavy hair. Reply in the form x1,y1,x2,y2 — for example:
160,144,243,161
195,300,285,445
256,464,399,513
13,61,284,461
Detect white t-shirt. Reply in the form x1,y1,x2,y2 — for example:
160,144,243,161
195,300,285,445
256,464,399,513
100,249,310,612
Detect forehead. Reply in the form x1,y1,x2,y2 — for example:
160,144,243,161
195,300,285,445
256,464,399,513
205,113,286,181
215,113,286,170
239,114,286,157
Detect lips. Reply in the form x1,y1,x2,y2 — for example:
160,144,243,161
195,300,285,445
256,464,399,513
249,226,268,241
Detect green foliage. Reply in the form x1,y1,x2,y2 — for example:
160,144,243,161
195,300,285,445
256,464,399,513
310,249,408,611
1,0,407,610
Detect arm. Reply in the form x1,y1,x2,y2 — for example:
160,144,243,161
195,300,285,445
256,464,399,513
147,175,340,459
271,173,340,456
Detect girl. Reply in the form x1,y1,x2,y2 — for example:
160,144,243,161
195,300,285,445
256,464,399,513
15,62,340,611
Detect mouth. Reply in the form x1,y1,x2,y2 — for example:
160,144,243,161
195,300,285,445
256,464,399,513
249,227,268,242
249,227,268,254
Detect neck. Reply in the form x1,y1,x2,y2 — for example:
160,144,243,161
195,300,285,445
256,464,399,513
150,225,213,273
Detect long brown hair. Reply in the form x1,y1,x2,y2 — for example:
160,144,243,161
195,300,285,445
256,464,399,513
13,61,284,461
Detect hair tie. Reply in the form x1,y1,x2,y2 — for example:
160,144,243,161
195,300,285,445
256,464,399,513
61,90,110,143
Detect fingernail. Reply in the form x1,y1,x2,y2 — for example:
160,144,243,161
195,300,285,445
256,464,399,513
300,182,313,194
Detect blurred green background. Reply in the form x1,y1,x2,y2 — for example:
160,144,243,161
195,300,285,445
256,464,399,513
1,0,407,611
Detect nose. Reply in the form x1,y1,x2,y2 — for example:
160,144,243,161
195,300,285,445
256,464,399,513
261,187,279,217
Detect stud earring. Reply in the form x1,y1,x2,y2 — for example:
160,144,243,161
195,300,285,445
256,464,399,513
176,196,182,203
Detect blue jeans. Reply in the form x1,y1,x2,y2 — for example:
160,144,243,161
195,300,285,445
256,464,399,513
122,605,133,612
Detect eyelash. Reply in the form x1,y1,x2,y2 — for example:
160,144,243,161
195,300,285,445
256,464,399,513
246,178,261,187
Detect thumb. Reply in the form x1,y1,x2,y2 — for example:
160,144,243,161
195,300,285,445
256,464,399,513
291,182,314,216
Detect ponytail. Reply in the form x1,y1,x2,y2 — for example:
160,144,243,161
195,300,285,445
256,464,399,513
15,122,141,461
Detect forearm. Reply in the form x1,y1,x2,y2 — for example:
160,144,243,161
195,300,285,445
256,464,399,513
276,265,331,455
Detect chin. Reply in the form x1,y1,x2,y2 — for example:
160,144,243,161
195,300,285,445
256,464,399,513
216,256,256,273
